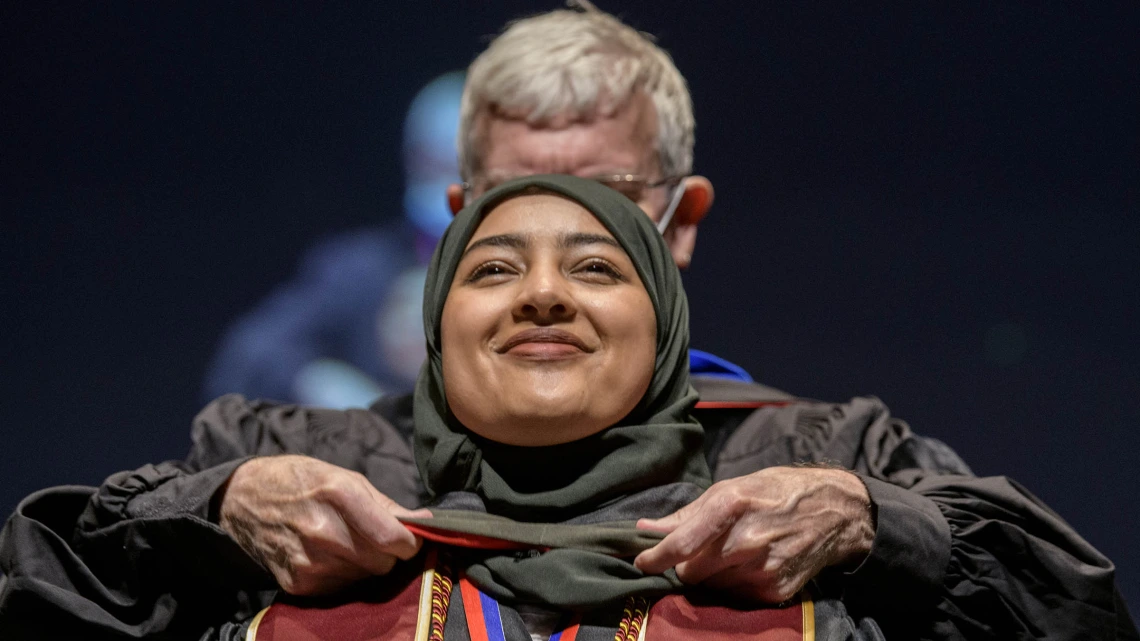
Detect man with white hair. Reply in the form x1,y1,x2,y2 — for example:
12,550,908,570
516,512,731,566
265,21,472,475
446,4,712,270
0,5,1134,640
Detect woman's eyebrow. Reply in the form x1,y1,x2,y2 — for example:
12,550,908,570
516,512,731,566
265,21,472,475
462,234,527,258
462,232,620,257
558,232,621,250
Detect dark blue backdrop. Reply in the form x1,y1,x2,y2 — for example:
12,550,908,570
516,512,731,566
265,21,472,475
3,2,1137,607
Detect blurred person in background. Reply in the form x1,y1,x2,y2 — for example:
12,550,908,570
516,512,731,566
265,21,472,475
203,71,465,409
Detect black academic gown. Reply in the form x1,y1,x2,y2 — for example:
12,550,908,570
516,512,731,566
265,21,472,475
1,378,1136,640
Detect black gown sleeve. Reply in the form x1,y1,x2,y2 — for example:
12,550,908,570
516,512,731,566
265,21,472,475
713,395,1138,640
847,475,1135,639
0,394,420,640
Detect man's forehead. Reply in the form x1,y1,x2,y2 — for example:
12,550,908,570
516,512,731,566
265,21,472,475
475,93,658,176
485,88,654,131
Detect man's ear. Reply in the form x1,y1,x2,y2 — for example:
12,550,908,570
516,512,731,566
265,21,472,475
665,176,713,269
674,175,713,226
447,183,465,216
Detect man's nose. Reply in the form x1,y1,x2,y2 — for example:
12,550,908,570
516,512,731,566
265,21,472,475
513,268,575,322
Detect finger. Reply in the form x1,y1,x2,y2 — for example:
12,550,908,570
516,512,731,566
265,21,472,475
305,511,404,578
636,514,679,533
361,483,427,559
635,498,732,575
337,481,423,561
673,532,766,586
358,482,433,520
388,504,434,520
332,535,400,577
636,493,706,533
265,531,363,597
285,503,400,580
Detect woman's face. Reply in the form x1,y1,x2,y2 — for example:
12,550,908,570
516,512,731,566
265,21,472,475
441,193,657,446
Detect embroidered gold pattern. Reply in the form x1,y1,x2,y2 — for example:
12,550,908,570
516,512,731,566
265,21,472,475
429,557,455,641
614,596,651,641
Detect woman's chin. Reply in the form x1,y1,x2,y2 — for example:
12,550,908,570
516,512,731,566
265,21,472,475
452,369,641,446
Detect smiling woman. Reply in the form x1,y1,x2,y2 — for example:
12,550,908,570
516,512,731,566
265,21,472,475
244,174,872,639
234,178,834,641
441,191,656,446
414,175,708,525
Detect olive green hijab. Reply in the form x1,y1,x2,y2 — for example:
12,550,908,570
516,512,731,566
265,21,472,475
411,174,709,607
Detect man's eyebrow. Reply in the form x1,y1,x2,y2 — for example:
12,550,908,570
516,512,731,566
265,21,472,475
558,232,622,251
462,233,528,258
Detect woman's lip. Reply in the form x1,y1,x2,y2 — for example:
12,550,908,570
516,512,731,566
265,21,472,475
503,342,587,360
496,327,592,353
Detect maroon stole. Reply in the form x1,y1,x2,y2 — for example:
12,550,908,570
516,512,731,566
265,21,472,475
246,556,432,641
645,593,810,641
247,548,813,641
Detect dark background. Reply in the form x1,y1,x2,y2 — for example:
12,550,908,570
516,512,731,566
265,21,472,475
3,2,1137,608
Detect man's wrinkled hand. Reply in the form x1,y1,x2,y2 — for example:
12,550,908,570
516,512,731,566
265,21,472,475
634,466,874,604
218,455,430,596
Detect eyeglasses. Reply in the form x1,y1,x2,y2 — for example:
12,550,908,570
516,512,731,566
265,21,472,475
463,173,684,205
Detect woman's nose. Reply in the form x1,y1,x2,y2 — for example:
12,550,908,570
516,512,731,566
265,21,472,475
513,269,575,322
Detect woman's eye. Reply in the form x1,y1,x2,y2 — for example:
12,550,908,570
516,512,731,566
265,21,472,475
576,259,625,282
466,262,514,283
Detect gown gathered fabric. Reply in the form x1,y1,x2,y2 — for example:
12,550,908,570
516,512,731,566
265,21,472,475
0,176,1136,639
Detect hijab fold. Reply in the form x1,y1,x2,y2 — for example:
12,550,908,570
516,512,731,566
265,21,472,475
412,174,710,607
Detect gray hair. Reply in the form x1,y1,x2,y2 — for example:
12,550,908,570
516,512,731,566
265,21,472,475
457,5,695,181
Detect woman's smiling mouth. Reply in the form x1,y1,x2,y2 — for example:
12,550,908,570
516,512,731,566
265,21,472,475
497,327,593,360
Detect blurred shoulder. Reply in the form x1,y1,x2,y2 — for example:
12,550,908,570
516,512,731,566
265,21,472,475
693,380,970,483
